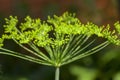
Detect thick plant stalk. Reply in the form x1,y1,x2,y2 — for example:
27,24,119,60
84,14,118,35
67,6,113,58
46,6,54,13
55,67,60,80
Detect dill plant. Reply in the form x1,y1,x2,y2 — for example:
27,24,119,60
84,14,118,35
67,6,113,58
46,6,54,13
0,12,120,80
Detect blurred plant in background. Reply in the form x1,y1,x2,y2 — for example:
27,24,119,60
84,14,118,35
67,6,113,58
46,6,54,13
70,65,97,80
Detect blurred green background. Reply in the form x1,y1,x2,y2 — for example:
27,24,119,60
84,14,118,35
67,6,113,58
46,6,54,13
0,0,120,80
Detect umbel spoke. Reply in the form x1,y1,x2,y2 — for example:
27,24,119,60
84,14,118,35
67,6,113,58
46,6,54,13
61,41,109,66
0,48,52,66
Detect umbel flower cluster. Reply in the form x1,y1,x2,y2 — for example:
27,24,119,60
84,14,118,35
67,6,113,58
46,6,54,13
0,12,120,67
0,12,120,80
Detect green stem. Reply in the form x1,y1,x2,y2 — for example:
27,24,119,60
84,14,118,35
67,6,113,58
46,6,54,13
55,67,60,80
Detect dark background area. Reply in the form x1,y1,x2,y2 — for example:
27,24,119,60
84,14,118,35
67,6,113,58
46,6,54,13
0,0,120,80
